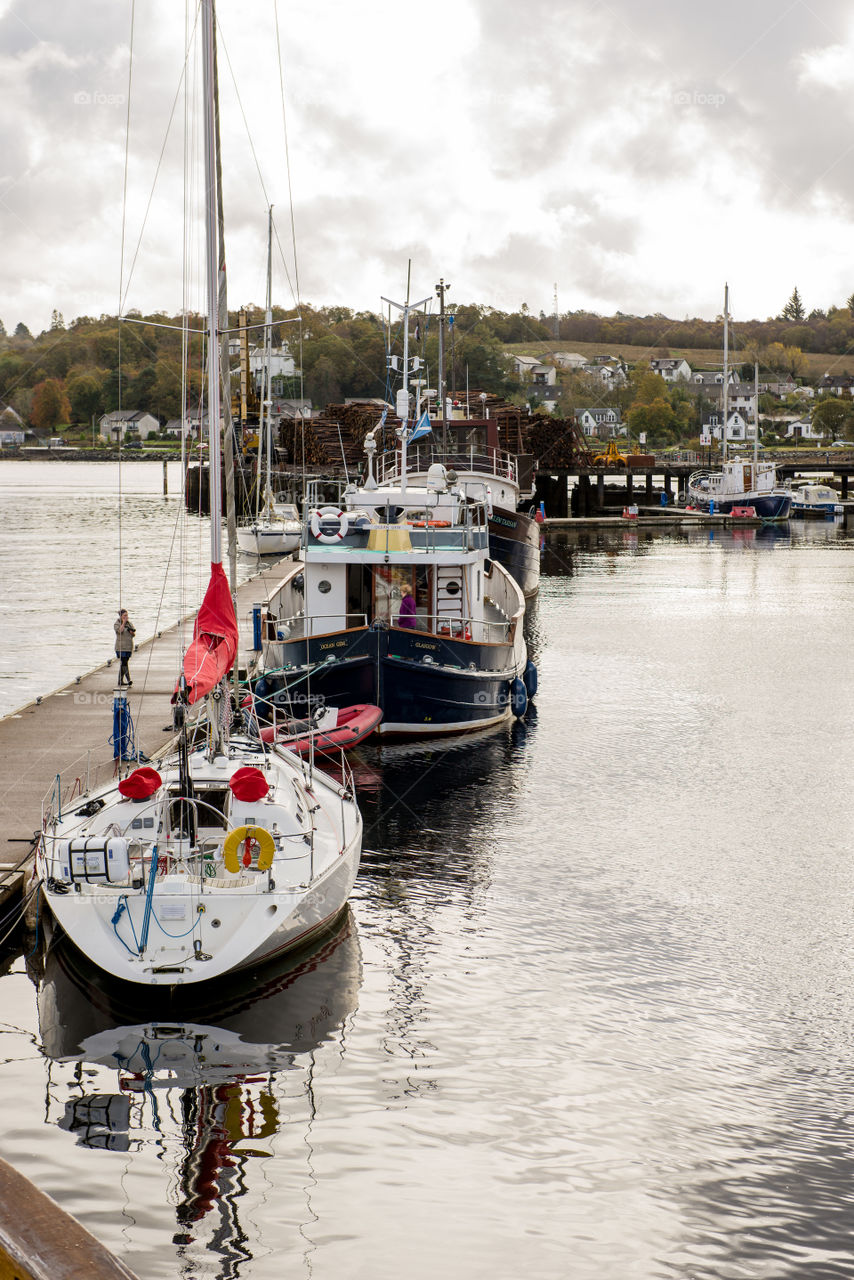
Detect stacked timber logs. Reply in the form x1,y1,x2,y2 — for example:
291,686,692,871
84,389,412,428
525,418,593,469
276,402,385,472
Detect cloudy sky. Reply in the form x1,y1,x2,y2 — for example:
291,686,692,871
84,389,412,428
2,0,854,333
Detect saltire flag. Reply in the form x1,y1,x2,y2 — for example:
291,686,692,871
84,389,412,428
408,410,433,443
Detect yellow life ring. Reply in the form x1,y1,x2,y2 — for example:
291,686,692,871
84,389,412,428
310,506,349,543
223,824,276,874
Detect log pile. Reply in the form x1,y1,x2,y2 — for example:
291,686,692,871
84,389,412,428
525,417,593,469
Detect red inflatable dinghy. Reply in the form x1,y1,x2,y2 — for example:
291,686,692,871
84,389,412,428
259,703,382,754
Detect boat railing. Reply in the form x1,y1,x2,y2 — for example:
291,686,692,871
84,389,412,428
398,613,511,643
377,445,517,486
265,611,369,641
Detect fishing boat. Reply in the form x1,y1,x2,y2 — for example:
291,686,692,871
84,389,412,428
687,286,791,521
235,209,301,557
32,0,362,987
790,483,843,516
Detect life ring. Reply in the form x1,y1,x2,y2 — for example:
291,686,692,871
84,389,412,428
310,506,349,543
411,519,451,528
223,824,276,874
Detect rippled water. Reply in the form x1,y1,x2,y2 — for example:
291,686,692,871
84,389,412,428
3,473,854,1279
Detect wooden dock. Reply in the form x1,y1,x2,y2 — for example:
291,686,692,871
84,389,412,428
0,559,290,912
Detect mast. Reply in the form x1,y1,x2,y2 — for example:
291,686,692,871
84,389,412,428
381,263,430,497
201,0,222,565
264,205,274,512
436,276,448,456
721,283,730,465
753,359,760,468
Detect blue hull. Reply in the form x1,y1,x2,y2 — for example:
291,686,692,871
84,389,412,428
698,493,792,520
256,625,522,737
488,508,541,598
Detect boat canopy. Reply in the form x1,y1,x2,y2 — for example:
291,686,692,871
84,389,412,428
179,561,239,705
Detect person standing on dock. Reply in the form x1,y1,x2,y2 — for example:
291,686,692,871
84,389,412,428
114,609,136,686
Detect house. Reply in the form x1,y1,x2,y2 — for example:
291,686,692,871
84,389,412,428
729,387,760,414
249,344,300,397
551,352,589,371
703,409,754,443
526,385,560,413
692,369,740,389
508,354,556,386
649,357,692,382
99,409,160,442
271,398,312,419
591,362,627,388
163,418,194,438
785,415,825,440
817,374,854,397
760,374,797,398
577,406,623,438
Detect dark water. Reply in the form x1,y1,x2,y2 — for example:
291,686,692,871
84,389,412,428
3,491,854,1278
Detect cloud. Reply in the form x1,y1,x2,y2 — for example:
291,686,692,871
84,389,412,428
3,0,854,331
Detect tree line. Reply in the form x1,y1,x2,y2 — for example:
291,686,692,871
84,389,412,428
1,292,852,434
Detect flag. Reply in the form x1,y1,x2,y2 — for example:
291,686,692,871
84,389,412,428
408,410,433,443
378,407,388,430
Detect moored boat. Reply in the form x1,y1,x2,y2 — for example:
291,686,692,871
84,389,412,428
790,483,843,516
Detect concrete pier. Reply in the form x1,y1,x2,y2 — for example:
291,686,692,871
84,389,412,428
0,559,291,890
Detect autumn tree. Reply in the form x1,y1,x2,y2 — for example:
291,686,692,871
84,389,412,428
811,396,853,441
29,378,71,430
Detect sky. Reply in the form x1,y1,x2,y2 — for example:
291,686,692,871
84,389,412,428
2,0,854,334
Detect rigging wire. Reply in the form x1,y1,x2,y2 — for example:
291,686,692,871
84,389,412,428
117,0,137,617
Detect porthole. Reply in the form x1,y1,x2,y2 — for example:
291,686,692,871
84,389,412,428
318,580,332,594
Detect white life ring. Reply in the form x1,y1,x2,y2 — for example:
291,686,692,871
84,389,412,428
310,506,349,543
485,485,494,518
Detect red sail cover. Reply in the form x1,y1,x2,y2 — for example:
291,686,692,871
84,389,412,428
180,562,239,705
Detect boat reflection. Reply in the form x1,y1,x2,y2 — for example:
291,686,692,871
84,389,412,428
37,910,362,1276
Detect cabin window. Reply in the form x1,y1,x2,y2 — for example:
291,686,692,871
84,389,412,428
318,580,331,594
374,565,416,626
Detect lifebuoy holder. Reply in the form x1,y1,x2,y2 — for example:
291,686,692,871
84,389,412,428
310,506,349,543
223,824,276,874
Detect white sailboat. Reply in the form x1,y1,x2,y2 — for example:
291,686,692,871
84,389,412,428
33,0,362,987
236,207,301,557
688,287,791,521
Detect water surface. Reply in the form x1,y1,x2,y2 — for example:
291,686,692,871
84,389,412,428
2,475,854,1279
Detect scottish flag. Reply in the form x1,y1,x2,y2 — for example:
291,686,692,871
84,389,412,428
408,410,433,443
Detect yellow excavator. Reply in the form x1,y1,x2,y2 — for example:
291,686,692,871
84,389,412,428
592,439,628,468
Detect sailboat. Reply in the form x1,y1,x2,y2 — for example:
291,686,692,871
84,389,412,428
687,285,791,520
33,0,362,986
236,207,302,557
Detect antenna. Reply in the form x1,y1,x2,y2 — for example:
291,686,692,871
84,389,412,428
553,283,559,341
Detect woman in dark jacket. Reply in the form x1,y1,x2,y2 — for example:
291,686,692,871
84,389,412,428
114,609,136,686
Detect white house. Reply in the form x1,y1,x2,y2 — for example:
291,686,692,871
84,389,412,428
99,409,160,442
785,415,825,440
577,406,623,437
649,357,692,382
703,409,754,443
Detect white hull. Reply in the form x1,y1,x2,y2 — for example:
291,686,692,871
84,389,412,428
236,523,300,556
36,736,362,987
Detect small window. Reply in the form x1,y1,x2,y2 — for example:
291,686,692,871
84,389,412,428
318,580,332,595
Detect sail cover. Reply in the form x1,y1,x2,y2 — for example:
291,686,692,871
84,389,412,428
179,561,238,705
